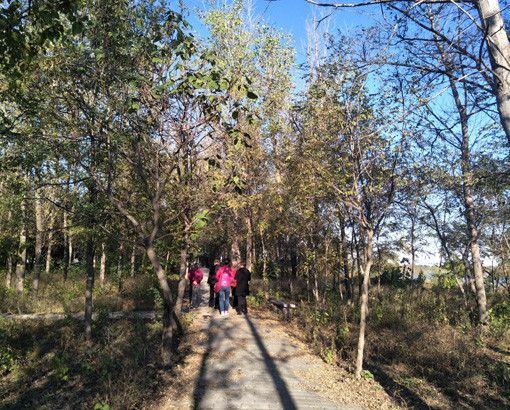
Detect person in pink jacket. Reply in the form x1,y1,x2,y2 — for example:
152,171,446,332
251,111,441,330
215,258,234,316
188,263,203,309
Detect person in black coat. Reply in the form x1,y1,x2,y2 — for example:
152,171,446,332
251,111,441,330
234,261,251,315
207,259,220,308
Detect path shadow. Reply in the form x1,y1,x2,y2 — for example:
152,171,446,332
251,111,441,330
244,315,298,410
192,297,297,409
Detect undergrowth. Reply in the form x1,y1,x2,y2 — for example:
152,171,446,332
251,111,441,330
257,280,510,410
0,268,187,410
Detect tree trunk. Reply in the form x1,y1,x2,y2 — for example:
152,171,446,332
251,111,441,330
463,247,477,297
354,230,363,301
245,215,253,270
32,195,44,299
476,0,510,146
433,29,490,324
452,67,489,323
410,217,416,278
84,236,96,340
6,253,13,288
289,252,297,294
355,227,374,378
45,210,55,274
63,211,69,282
376,234,382,298
15,200,27,297
68,220,73,266
146,244,174,366
99,242,106,289
231,210,240,262
130,244,136,277
312,241,320,305
276,238,283,292
117,242,124,292
260,226,268,297
321,240,330,310
340,215,351,303
175,229,190,316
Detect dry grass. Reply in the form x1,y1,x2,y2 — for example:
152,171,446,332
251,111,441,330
259,284,510,410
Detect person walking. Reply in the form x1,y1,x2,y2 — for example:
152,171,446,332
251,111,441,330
207,259,220,309
187,263,203,309
234,261,251,315
216,258,234,316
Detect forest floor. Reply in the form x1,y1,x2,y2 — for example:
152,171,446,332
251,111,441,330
2,270,509,410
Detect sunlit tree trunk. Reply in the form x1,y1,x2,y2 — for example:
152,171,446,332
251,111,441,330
6,253,13,288
354,228,363,301
321,240,330,309
45,209,55,274
340,214,351,304
15,200,27,297
231,210,240,262
68,215,73,266
130,244,136,277
260,226,268,297
289,252,297,294
32,195,44,299
312,237,320,305
410,217,416,278
476,0,510,145
245,215,253,270
436,34,489,323
5,208,13,288
63,211,69,282
99,242,106,289
355,226,374,378
276,238,283,292
117,242,124,292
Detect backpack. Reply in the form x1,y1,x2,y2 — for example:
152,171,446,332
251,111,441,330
218,266,233,287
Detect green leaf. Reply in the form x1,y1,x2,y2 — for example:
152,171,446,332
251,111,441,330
72,21,84,35
207,80,219,90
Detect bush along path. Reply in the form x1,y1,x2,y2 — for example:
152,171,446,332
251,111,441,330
152,271,396,410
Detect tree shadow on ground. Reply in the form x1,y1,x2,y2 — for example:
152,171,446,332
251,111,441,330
0,313,192,410
366,328,510,410
192,312,298,410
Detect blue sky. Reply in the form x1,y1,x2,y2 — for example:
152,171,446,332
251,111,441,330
250,0,371,47
187,0,373,63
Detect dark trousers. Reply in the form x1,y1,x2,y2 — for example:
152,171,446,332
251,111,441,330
237,295,247,314
231,287,238,308
208,284,219,309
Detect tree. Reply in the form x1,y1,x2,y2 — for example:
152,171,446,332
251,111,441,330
197,0,296,274
304,0,510,145
294,30,403,376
